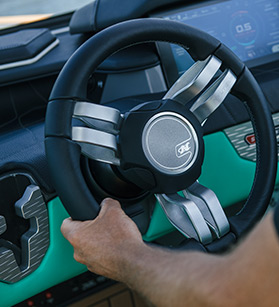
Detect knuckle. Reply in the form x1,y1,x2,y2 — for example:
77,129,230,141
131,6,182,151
60,219,69,234
101,198,120,210
101,199,122,217
73,252,82,264
67,230,80,246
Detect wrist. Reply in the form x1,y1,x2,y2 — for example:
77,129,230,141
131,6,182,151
116,240,149,282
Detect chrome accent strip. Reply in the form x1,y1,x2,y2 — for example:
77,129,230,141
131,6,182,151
0,39,59,71
184,182,230,238
163,55,222,104
0,185,49,283
156,193,212,244
51,27,70,35
190,69,237,125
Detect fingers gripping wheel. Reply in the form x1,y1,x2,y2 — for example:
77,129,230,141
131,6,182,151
45,19,277,252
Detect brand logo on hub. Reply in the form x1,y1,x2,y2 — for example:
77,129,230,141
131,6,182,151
175,140,192,159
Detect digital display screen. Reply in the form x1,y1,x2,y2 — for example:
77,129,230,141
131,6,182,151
161,0,279,75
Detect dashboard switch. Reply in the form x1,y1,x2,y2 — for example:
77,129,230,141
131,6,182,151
245,134,256,145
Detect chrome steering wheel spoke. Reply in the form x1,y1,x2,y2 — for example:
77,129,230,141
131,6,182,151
155,182,230,244
163,55,222,104
73,101,122,134
155,193,213,244
190,69,237,125
71,102,122,165
183,181,230,238
72,127,120,165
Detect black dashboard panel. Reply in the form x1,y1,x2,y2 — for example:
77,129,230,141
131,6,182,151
0,30,159,86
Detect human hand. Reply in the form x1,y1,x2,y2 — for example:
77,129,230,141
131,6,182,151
61,198,144,281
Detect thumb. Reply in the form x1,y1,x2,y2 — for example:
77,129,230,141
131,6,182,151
98,198,122,217
61,217,83,241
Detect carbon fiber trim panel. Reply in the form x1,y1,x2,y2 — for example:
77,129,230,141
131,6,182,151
0,185,49,283
224,112,279,162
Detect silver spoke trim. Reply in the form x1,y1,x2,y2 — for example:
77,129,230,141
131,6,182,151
75,117,119,135
190,69,237,125
184,182,230,238
72,127,117,150
72,102,122,164
163,55,222,104
74,102,121,126
72,127,120,165
156,193,212,244
77,143,120,165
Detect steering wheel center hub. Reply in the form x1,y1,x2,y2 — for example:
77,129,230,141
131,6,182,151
142,112,199,175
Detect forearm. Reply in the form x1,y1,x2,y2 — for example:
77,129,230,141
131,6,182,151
118,242,228,307
117,214,279,307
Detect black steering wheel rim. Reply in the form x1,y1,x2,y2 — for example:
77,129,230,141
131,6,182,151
45,18,277,251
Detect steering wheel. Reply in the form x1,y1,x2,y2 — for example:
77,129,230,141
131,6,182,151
45,18,277,252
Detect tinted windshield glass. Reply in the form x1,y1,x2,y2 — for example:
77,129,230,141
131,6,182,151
0,0,93,29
